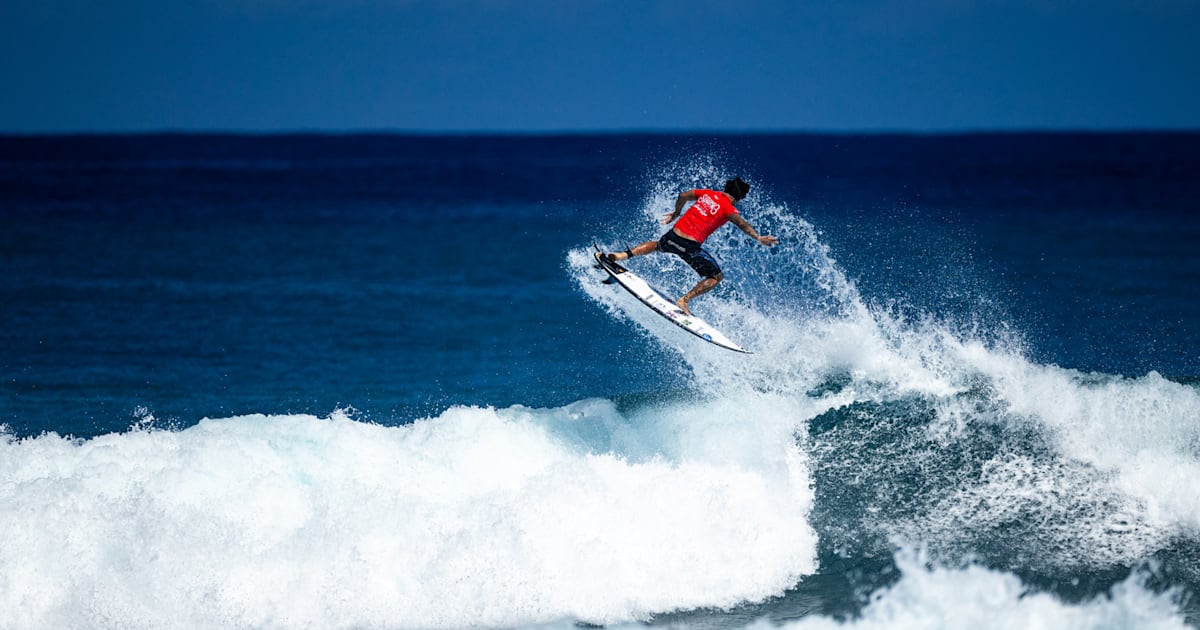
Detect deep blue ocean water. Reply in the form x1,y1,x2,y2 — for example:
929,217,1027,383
1,133,1199,628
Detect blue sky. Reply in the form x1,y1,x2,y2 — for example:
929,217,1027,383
2,0,1198,132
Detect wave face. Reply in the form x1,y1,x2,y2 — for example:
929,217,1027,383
0,399,816,628
573,159,1200,627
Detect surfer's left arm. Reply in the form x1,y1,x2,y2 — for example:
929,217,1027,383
729,214,779,246
662,190,698,224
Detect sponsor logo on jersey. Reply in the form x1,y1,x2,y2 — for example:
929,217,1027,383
696,194,721,216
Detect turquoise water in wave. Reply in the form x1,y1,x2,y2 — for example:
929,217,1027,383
1,133,1199,628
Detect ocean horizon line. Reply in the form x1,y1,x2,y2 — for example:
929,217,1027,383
2,126,1198,139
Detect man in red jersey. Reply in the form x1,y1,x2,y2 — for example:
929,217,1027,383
601,178,779,315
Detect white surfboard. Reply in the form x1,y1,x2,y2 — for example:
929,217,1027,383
594,251,751,354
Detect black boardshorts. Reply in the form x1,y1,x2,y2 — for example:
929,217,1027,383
658,230,721,279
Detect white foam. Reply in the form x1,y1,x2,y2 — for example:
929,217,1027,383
769,547,1189,630
949,346,1200,533
0,398,816,629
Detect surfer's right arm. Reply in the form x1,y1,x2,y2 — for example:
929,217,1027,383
729,214,780,247
662,190,698,224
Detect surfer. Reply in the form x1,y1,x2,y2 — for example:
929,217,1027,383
601,178,778,315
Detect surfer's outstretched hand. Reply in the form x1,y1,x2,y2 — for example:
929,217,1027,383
758,235,780,246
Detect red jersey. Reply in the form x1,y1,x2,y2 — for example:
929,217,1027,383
674,189,738,243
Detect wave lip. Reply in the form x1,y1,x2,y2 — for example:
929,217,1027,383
0,400,817,629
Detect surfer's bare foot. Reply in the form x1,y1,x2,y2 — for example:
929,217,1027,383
676,298,692,316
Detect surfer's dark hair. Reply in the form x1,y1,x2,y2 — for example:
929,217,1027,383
724,177,750,200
